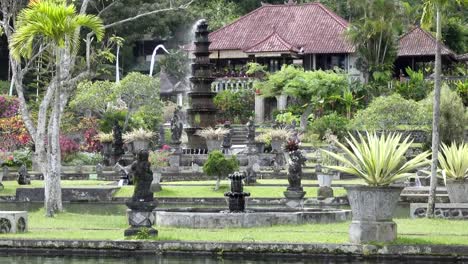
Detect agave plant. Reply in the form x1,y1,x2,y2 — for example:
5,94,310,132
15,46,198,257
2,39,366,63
264,128,292,141
438,142,468,181
196,127,229,140
96,132,113,143
123,128,155,143
322,132,430,186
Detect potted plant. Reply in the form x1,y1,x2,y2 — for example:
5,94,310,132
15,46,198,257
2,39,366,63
197,127,229,152
203,150,239,191
97,132,113,159
123,128,155,152
254,134,269,153
438,142,468,203
262,128,292,152
323,132,430,243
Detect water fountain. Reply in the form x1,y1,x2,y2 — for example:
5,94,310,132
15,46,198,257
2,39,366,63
185,20,217,149
224,172,250,212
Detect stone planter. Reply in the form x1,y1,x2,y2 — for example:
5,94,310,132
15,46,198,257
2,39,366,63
133,140,150,152
255,142,265,153
317,173,333,187
206,139,222,152
271,139,284,152
345,185,404,243
446,181,468,203
150,167,162,193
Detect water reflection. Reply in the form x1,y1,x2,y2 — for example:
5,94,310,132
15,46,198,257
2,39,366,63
0,255,459,264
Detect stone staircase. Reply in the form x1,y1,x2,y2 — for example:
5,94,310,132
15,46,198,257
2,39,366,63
230,125,249,145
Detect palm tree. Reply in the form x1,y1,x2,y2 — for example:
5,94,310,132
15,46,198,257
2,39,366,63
9,0,104,217
421,0,460,218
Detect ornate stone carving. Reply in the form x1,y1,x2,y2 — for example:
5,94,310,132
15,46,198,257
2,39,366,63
17,165,31,185
170,107,183,144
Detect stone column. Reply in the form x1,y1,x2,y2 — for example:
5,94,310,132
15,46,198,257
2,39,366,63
276,94,288,111
176,93,184,107
255,94,265,123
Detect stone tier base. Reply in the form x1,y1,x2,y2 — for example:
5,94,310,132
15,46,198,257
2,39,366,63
410,203,468,219
349,220,397,244
155,208,350,229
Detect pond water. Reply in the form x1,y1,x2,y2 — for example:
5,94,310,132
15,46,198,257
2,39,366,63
0,255,459,264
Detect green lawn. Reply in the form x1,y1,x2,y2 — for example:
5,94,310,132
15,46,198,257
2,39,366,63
115,185,347,198
162,179,364,185
3,210,468,245
0,180,111,196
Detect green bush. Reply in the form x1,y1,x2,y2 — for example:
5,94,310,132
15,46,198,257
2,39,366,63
214,89,254,124
63,152,103,166
349,94,431,130
203,151,239,178
310,113,349,140
395,67,431,101
423,85,467,144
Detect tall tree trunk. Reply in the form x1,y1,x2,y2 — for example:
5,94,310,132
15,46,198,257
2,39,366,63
300,104,313,131
426,6,442,218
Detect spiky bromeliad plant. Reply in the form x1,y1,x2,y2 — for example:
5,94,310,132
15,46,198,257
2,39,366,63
438,142,468,181
322,132,430,186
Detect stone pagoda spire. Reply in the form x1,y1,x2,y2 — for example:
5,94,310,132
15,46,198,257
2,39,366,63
185,20,217,149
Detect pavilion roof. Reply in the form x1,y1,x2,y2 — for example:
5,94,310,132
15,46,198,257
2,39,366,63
398,27,455,57
209,2,354,54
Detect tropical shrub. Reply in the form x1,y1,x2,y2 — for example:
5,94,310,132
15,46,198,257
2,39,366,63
0,96,19,118
63,152,103,166
349,94,431,130
203,150,239,190
423,85,467,144
310,113,349,140
323,132,430,186
60,136,80,160
438,142,468,181
0,116,31,151
395,67,431,101
0,149,32,168
454,80,468,106
261,128,293,141
96,132,113,143
275,112,300,126
214,89,255,124
149,145,171,168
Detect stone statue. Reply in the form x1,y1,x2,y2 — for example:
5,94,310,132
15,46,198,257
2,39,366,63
17,165,31,185
246,117,255,144
286,149,307,193
158,125,166,146
129,150,154,202
170,107,183,144
112,121,125,162
222,121,232,152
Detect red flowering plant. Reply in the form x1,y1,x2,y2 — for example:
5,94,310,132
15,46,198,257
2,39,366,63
0,96,20,118
0,116,31,152
0,151,16,167
60,135,80,161
149,145,171,169
82,128,102,153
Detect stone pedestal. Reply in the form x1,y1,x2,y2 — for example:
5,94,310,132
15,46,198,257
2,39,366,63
345,185,403,244
0,211,28,233
254,95,265,123
283,190,306,209
124,201,158,237
349,220,397,244
317,186,334,199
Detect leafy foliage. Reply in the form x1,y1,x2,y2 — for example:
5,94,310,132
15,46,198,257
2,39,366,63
395,67,432,101
438,142,468,181
203,150,239,178
310,113,349,140
350,94,431,130
213,89,254,124
323,132,431,186
423,85,467,144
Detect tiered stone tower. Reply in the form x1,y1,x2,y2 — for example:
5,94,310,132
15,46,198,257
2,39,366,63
185,20,217,149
